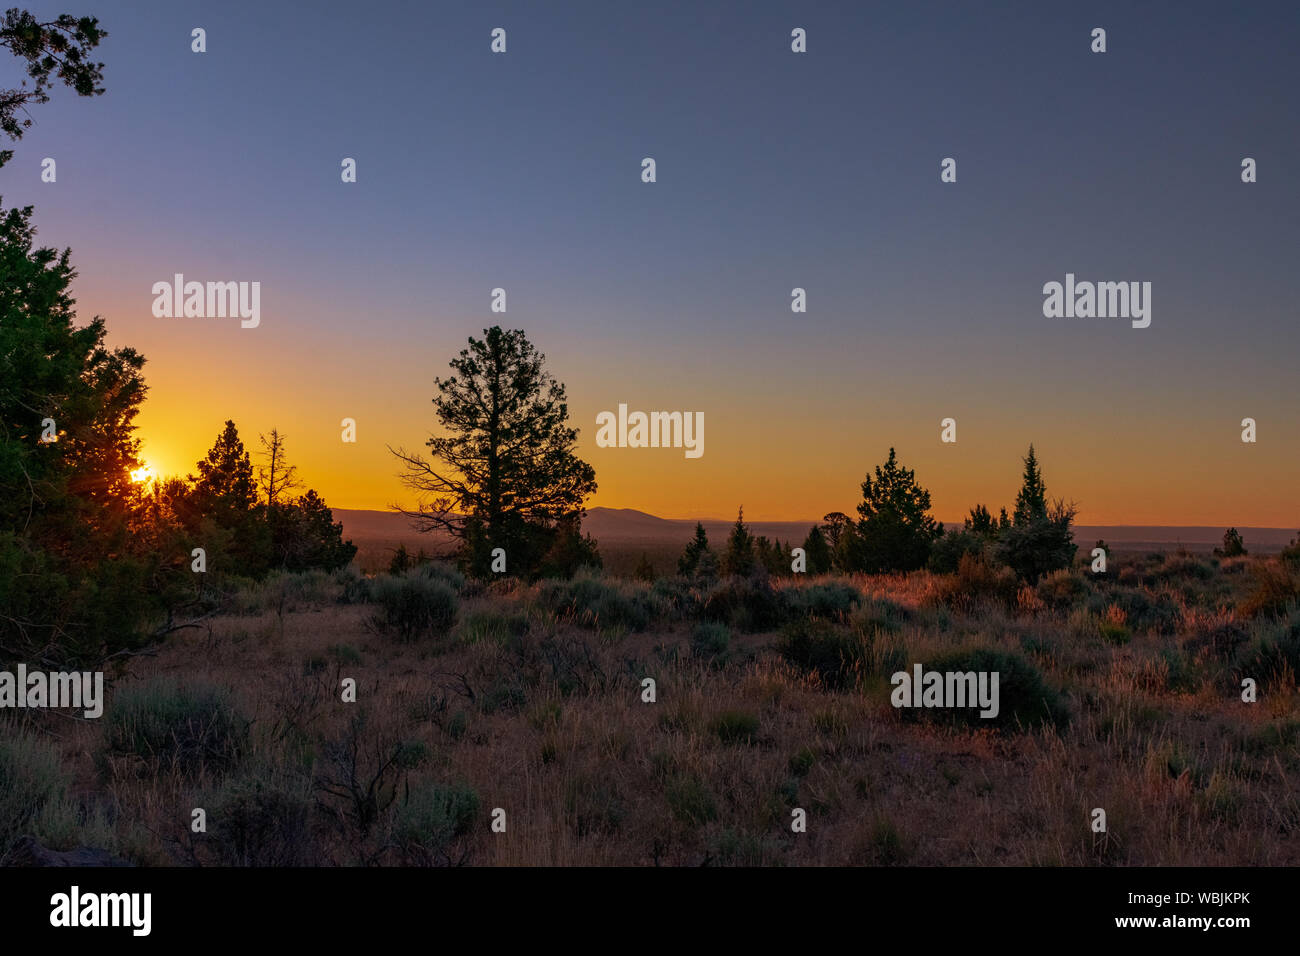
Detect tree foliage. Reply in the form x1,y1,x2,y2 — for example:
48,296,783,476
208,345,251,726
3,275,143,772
391,326,598,578
722,507,755,577
0,9,107,167
854,448,942,572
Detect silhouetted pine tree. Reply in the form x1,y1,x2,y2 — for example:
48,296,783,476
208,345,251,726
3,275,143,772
802,525,832,574
855,448,942,572
678,521,710,575
1012,445,1048,527
722,507,756,577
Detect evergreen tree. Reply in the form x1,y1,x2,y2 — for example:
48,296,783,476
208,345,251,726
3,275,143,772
278,489,356,572
634,553,656,582
722,506,756,577
821,512,851,551
801,525,832,574
0,199,152,666
965,504,997,538
189,420,256,525
391,326,597,578
820,512,860,572
855,448,942,572
0,10,107,168
389,543,411,574
996,447,1076,582
1012,445,1048,527
536,512,602,578
678,521,710,575
183,420,267,572
1216,528,1247,557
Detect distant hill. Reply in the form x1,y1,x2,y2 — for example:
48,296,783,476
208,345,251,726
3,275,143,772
331,507,1295,573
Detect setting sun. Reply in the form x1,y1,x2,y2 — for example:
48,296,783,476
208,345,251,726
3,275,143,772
130,465,154,484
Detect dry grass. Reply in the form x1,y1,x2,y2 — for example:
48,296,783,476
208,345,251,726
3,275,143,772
4,552,1299,866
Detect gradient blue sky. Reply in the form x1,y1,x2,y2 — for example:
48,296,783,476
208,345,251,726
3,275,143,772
2,0,1297,523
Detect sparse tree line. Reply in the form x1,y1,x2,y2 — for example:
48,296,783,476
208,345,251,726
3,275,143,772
671,444,1080,586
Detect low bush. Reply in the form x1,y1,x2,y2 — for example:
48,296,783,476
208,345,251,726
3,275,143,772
700,575,783,632
391,781,480,865
778,581,861,621
0,733,72,856
898,647,1070,732
103,679,249,778
536,575,654,631
370,572,459,641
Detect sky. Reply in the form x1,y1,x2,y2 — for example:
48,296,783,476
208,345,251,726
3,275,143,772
2,0,1297,524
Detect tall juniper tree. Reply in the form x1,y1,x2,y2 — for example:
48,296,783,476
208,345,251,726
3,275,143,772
678,521,710,576
391,326,598,577
855,448,942,572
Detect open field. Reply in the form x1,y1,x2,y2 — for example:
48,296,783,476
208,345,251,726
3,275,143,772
4,549,1299,867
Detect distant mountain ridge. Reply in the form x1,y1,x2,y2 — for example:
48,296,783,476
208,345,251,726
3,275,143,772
331,508,1296,554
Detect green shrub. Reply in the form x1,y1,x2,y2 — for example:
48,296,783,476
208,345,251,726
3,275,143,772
370,573,459,641
1089,587,1181,634
232,569,335,614
709,827,785,866
1234,603,1300,688
0,732,72,855
479,679,528,715
1282,534,1300,574
927,528,989,574
1154,552,1215,582
391,782,480,865
1036,568,1090,608
198,772,316,866
665,775,717,826
1099,621,1131,646
851,596,910,634
650,576,695,618
779,581,861,621
994,505,1078,584
944,553,1020,606
458,608,530,645
411,561,466,593
902,647,1070,732
334,566,372,604
788,747,816,777
1240,562,1299,619
103,679,249,777
690,622,730,662
700,576,783,632
536,575,653,631
776,620,873,690
859,817,909,865
711,710,760,744
564,774,626,837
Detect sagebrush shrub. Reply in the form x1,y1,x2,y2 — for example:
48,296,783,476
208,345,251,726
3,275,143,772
0,732,72,856
901,647,1070,732
103,679,249,778
778,581,861,621
370,573,459,641
392,782,480,865
198,773,316,866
